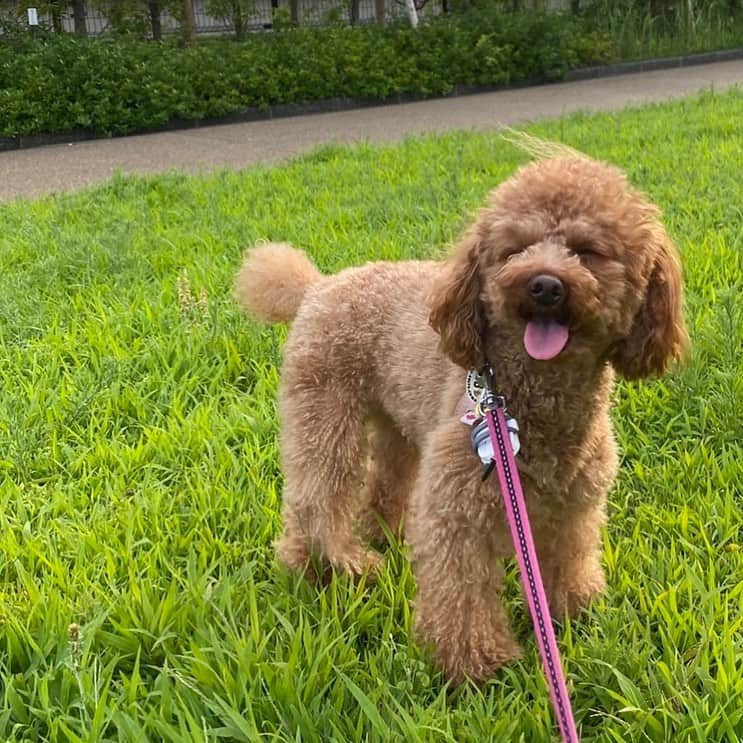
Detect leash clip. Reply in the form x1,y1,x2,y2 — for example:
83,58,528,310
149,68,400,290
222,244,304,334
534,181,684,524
479,365,506,411
470,365,520,479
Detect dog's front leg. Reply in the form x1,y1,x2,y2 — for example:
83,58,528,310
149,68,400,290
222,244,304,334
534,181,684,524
537,496,609,620
407,421,522,686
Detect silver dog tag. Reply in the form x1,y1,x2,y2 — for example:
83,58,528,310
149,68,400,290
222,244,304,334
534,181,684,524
506,415,521,456
470,413,521,465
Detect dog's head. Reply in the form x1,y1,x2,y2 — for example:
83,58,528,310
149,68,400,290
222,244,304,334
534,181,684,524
429,156,690,379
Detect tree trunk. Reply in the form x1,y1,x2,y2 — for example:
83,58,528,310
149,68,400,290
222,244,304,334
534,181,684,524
374,0,385,23
71,0,86,35
267,0,279,28
234,1,244,39
350,0,360,26
290,0,299,25
50,1,63,33
404,0,418,28
182,0,196,45
149,0,162,40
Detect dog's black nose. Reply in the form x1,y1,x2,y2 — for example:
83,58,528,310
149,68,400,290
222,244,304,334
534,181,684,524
529,274,565,307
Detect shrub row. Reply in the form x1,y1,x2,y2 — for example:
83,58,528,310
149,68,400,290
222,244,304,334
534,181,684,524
0,11,618,138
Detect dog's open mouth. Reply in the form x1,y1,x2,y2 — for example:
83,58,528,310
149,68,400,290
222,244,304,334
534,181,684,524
524,318,570,360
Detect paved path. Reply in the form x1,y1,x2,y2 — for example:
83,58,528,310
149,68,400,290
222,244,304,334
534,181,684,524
2,59,742,201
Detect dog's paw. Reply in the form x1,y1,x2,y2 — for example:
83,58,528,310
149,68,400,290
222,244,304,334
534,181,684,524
328,545,384,582
437,634,523,687
548,572,606,619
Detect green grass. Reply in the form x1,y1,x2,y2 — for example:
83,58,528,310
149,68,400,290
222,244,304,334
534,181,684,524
1,88,742,741
584,0,743,60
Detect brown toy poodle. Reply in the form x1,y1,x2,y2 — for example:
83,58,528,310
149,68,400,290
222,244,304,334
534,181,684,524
236,147,689,685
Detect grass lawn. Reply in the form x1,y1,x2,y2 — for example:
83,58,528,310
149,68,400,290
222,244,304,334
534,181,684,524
1,88,742,742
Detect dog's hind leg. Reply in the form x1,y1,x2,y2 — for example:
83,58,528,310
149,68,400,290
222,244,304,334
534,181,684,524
275,383,382,580
359,411,418,545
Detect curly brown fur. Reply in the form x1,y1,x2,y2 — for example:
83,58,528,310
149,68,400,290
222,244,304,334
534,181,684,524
237,152,689,685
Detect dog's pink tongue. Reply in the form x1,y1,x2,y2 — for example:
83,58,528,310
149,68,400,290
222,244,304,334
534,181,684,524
524,319,569,360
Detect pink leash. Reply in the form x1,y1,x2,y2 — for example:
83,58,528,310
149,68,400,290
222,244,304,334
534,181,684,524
482,380,580,743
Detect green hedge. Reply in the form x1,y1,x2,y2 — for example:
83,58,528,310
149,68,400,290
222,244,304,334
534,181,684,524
0,12,617,138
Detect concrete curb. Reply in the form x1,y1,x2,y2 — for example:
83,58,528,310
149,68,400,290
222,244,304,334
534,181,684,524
565,46,743,80
2,46,742,153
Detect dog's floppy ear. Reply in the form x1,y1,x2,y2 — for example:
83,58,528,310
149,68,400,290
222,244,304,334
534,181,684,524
429,230,485,370
611,232,690,380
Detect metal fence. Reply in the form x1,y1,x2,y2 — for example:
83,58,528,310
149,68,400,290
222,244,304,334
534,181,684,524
6,0,444,36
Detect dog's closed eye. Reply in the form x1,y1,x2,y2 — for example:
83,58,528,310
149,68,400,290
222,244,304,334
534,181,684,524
501,246,525,261
568,244,602,260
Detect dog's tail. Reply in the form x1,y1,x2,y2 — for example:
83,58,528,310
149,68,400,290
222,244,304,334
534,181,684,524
235,242,322,324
